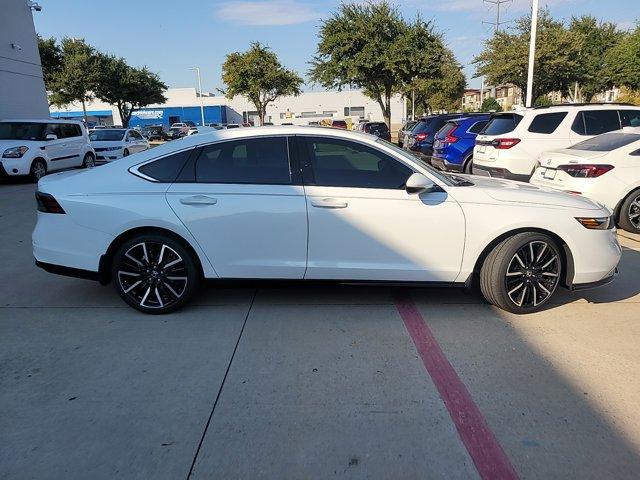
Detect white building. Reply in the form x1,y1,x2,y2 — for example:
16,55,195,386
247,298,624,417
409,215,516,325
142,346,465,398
0,0,49,119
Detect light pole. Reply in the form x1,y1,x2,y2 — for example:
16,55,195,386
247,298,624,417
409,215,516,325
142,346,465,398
525,0,539,107
189,67,205,126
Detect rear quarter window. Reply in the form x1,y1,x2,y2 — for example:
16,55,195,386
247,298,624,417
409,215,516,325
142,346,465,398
480,114,522,135
527,112,568,134
137,149,193,182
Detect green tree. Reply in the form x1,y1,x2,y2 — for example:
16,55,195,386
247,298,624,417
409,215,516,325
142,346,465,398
222,42,303,125
47,38,102,122
480,97,502,112
569,16,623,102
474,10,580,103
408,48,465,113
310,1,444,127
94,55,167,127
605,24,640,92
36,35,62,92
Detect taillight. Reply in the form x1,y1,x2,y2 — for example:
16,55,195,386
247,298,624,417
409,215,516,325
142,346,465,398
491,138,521,149
414,133,428,141
557,164,614,178
444,126,459,143
36,192,65,214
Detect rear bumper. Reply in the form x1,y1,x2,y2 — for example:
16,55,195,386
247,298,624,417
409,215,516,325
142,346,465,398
35,260,100,281
472,164,530,183
431,155,463,172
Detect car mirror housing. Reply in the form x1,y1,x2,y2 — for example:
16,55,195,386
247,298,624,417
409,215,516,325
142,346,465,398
405,173,436,194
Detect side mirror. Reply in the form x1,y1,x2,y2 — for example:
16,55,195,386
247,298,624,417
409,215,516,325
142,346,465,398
405,172,436,194
45,134,57,141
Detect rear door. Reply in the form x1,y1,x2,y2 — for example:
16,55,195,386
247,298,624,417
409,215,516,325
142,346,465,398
42,123,68,171
166,135,308,279
569,109,622,143
60,123,84,167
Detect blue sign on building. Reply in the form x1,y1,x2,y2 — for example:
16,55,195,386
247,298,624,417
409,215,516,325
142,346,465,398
128,105,228,128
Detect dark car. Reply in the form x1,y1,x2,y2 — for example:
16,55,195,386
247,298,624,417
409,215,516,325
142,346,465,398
404,113,485,163
397,120,417,147
165,127,187,140
430,115,490,173
359,121,391,141
141,125,167,141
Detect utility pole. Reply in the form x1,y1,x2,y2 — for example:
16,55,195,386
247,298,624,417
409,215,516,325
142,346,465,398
525,0,539,107
189,67,205,126
482,0,512,99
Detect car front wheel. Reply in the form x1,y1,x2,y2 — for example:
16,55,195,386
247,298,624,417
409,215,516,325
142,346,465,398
480,232,562,314
112,233,200,314
30,159,47,182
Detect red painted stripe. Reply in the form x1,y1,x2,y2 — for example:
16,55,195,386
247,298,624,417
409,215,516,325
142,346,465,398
394,293,519,480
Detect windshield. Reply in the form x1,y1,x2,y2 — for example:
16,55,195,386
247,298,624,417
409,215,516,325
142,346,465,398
0,122,46,141
569,132,640,151
89,129,125,141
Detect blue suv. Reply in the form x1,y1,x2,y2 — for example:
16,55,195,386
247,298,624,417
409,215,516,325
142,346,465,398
431,115,490,173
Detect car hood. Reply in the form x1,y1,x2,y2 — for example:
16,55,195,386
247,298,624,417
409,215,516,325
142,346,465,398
461,175,602,210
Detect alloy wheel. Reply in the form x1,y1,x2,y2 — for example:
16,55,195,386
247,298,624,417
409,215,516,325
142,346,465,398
32,162,46,180
117,241,188,310
504,240,560,308
84,154,95,168
628,195,640,229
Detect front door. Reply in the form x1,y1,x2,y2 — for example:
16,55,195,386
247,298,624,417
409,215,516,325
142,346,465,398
298,136,466,282
166,135,307,279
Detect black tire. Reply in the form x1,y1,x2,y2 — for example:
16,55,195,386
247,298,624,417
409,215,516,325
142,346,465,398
463,156,473,174
480,232,562,314
617,190,640,234
123,149,130,157
111,233,200,314
82,152,95,168
30,159,47,182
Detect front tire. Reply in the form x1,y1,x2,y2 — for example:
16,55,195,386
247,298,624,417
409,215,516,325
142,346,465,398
30,159,47,182
112,233,200,314
480,232,562,314
617,190,640,234
463,157,473,174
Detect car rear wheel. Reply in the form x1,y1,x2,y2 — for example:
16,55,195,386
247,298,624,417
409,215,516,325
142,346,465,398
123,149,130,157
617,190,640,234
82,152,95,168
112,233,200,314
30,159,47,182
463,157,473,174
480,232,562,314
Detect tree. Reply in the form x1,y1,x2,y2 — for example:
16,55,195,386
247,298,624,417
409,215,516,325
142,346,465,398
474,10,580,102
47,38,102,122
94,55,167,127
605,24,640,92
36,35,62,92
310,1,444,127
569,16,623,102
481,97,502,112
222,42,303,125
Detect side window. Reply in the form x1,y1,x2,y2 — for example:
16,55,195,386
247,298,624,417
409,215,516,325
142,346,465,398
133,131,143,139
137,149,193,182
62,124,81,137
582,110,621,136
620,110,640,128
528,112,568,134
468,121,488,134
44,123,63,139
126,131,134,141
304,137,413,189
195,137,291,184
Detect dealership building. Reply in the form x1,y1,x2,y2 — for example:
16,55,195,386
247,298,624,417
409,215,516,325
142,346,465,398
49,87,406,129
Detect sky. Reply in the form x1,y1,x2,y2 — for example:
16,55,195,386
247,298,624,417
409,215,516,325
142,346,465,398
32,0,638,92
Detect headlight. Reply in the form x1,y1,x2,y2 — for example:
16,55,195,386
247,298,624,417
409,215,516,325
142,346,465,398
2,146,29,158
575,216,614,230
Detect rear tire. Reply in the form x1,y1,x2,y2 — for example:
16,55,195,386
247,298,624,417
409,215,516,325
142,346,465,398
30,159,47,182
480,232,562,314
463,157,473,174
82,152,95,168
617,190,640,234
123,149,130,157
112,233,200,314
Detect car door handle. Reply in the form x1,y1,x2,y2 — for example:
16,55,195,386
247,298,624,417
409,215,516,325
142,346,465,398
179,195,217,206
311,198,348,209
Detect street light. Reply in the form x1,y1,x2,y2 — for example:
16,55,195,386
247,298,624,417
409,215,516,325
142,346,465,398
525,0,539,107
189,67,205,126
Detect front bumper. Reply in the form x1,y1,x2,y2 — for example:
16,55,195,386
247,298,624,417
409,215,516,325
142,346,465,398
570,267,618,291
0,158,31,176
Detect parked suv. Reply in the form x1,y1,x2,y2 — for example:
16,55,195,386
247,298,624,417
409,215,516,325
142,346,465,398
397,120,417,147
357,121,391,141
473,104,640,181
141,125,167,141
431,115,490,173
0,119,95,182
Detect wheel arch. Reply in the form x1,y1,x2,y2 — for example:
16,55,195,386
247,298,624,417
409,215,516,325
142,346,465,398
98,226,205,285
614,186,640,223
470,227,575,289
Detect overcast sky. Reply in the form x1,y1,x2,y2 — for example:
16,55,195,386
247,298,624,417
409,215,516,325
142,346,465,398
33,0,637,92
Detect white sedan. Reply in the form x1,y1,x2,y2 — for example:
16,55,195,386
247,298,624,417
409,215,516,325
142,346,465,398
531,128,640,234
33,126,621,314
89,128,149,162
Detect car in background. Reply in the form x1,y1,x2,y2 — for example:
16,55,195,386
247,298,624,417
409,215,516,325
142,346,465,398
89,125,110,132
225,123,241,129
397,120,417,147
431,115,490,173
357,121,391,141
473,104,640,182
165,126,188,140
331,120,348,129
90,128,149,162
34,126,620,315
0,119,95,181
205,123,223,129
186,126,218,136
531,128,640,234
141,125,167,141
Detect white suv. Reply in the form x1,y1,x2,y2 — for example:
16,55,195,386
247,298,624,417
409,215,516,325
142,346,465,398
473,104,640,182
0,119,95,181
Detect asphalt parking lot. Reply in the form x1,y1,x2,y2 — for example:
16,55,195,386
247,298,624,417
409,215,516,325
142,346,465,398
1,179,640,480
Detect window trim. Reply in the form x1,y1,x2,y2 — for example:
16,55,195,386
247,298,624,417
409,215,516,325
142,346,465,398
129,147,198,182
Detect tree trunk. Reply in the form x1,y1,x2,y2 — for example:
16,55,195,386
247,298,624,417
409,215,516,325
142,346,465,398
81,99,88,125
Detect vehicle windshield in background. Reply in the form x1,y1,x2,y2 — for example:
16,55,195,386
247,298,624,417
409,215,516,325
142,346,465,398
169,128,183,132
480,114,523,136
0,122,46,140
89,129,125,141
569,132,640,151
